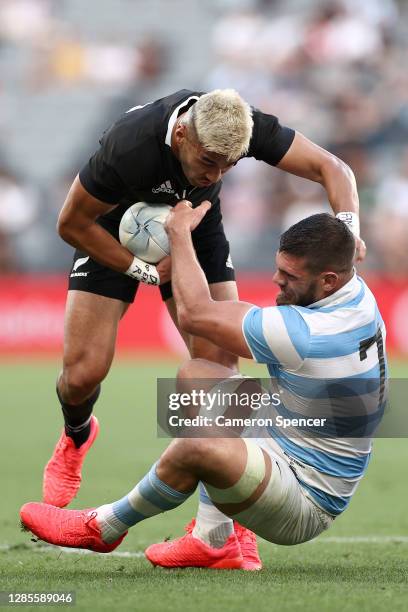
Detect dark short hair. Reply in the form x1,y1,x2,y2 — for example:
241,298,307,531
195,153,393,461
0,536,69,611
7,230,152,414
279,213,355,273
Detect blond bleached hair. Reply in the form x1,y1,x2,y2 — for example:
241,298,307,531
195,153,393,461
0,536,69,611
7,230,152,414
185,89,253,162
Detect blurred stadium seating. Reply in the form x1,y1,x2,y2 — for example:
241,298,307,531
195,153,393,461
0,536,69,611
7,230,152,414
0,0,407,356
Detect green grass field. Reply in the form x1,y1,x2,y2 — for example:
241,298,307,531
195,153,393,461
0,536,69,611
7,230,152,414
1,358,407,611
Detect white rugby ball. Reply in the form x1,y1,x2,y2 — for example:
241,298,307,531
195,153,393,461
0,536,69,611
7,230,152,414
119,202,171,264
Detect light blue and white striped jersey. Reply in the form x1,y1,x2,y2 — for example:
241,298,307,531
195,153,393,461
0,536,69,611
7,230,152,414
242,273,387,516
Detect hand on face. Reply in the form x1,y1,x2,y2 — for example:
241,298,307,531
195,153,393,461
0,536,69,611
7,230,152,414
165,200,212,235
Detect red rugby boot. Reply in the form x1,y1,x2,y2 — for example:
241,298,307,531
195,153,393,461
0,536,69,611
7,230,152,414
43,416,99,507
184,519,262,570
233,521,262,571
145,521,243,570
20,502,126,553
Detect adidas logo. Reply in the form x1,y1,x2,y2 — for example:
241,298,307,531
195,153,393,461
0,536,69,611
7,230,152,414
152,180,175,195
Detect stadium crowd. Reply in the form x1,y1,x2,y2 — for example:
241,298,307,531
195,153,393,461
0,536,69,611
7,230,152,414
0,0,407,276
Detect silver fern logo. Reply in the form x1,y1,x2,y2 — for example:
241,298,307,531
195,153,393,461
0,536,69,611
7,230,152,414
71,256,90,277
72,256,89,272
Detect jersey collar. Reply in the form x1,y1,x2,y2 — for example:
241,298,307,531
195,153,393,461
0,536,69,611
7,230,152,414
307,271,360,310
165,95,200,147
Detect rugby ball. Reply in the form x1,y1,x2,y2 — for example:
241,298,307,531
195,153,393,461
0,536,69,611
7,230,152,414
119,202,171,264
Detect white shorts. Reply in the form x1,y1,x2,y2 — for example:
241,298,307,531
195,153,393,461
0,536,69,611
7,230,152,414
232,440,335,545
198,375,334,545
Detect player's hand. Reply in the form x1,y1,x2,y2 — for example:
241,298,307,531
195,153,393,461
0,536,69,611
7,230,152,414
355,236,367,262
156,255,172,284
165,200,212,234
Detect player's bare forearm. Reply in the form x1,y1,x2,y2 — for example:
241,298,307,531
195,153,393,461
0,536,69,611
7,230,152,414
167,203,253,358
169,228,212,323
277,132,365,260
59,220,134,272
57,175,133,273
318,155,359,216
277,132,359,215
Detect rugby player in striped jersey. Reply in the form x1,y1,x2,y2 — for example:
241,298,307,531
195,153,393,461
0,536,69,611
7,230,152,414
21,211,385,570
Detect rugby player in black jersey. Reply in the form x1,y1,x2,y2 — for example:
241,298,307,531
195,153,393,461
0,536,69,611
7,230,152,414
43,88,365,570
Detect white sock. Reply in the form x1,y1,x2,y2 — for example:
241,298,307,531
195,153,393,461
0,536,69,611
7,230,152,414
96,504,130,544
192,483,233,549
95,463,194,543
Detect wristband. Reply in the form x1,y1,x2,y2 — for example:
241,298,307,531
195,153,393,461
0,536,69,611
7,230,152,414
336,212,360,237
125,256,160,285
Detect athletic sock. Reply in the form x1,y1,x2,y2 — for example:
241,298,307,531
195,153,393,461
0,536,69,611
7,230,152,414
57,384,101,448
192,483,233,549
96,463,195,544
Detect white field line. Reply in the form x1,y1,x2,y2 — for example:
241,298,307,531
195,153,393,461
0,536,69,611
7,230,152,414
1,536,408,558
311,536,408,544
0,544,145,558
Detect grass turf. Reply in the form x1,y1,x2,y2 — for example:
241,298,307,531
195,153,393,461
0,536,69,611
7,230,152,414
1,358,407,611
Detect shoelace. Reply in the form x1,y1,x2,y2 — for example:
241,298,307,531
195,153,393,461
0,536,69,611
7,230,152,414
234,526,258,561
237,528,256,544
236,528,256,545
84,511,97,526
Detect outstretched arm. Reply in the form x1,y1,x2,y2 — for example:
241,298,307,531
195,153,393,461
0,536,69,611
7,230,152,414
277,132,366,261
166,201,254,358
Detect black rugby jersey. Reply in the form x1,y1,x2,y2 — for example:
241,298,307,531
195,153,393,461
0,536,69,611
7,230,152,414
79,89,295,223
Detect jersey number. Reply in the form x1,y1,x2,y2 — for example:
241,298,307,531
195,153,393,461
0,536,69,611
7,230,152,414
359,327,386,405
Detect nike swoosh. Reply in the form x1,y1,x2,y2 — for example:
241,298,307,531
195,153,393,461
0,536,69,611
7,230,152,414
72,256,90,272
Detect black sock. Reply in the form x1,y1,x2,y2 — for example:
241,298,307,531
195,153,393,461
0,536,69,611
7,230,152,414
57,384,101,448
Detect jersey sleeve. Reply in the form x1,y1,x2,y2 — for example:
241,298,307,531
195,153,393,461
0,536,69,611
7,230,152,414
242,305,310,369
79,124,127,204
247,109,295,166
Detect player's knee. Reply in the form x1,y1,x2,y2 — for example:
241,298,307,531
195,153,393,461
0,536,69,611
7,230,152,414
177,359,208,380
216,350,238,371
61,360,109,403
190,342,238,372
177,358,236,381
165,438,216,471
176,359,220,399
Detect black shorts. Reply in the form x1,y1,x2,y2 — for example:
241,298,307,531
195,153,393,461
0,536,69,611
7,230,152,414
68,205,235,302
